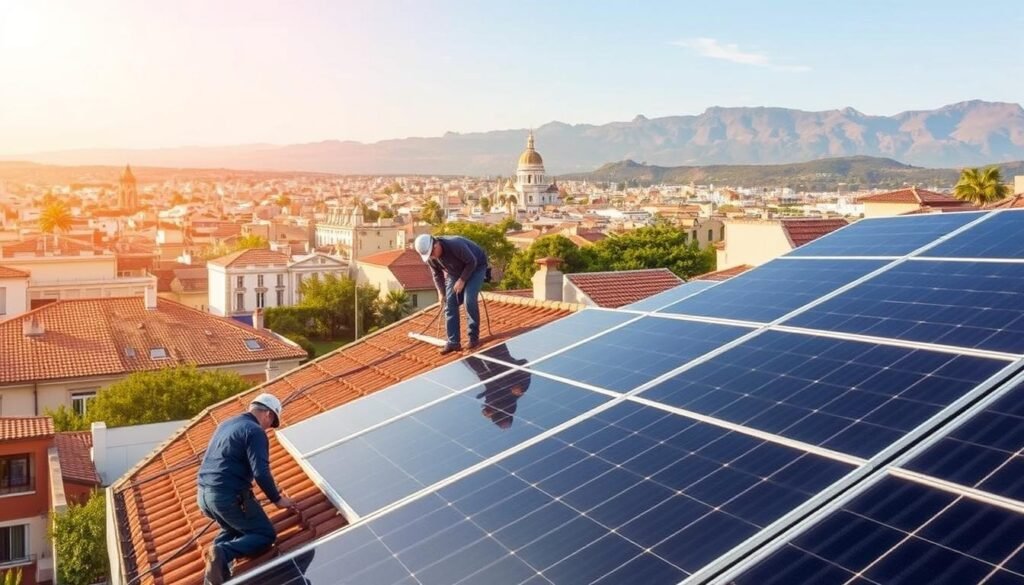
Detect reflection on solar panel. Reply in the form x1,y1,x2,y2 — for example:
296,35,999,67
786,212,982,257
658,259,885,323
623,279,718,311
728,476,1024,585
787,260,1024,353
249,209,1024,585
924,211,1024,259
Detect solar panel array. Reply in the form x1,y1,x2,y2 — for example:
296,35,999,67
244,209,1024,585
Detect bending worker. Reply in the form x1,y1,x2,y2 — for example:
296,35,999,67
415,233,489,354
197,393,295,585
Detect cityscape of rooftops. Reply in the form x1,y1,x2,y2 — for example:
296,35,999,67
2,1,1024,584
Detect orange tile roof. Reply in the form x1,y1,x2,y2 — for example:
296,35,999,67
0,298,306,385
858,187,969,206
111,294,577,585
780,218,849,247
566,268,682,308
0,234,106,258
207,248,289,268
0,265,30,279
0,416,54,440
695,264,753,281
56,431,100,485
360,248,436,290
987,194,1024,209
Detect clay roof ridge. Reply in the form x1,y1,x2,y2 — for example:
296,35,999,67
564,267,679,279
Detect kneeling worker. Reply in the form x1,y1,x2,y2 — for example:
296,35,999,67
415,233,489,355
197,393,295,585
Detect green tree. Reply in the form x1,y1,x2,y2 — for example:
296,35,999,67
39,200,73,235
48,366,253,431
377,290,413,325
479,196,491,213
501,235,594,289
361,203,381,222
589,224,714,279
2,568,21,585
420,200,445,225
954,166,1011,205
379,206,396,219
285,334,316,362
50,490,108,585
496,216,522,233
432,221,516,276
234,233,269,250
297,274,379,338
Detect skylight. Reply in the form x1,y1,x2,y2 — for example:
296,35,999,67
244,339,264,351
124,347,136,358
149,347,169,360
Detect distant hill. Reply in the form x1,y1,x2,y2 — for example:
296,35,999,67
0,161,341,186
565,156,1024,191
3,100,1023,175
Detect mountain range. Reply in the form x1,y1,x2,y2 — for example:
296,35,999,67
5,100,1023,175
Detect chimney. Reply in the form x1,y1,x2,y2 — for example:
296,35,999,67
144,285,158,310
532,257,563,302
265,359,280,382
23,316,45,338
253,308,264,330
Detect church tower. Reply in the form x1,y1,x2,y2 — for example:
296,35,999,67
515,131,559,212
118,164,139,211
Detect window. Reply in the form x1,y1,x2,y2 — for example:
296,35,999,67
708,229,713,242
124,347,136,358
276,290,284,306
236,275,244,288
256,292,266,308
71,391,97,416
276,274,284,287
236,292,245,311
0,286,6,315
150,347,169,360
0,455,31,496
244,339,264,351
411,293,419,308
720,226,725,240
0,524,28,564
257,274,264,287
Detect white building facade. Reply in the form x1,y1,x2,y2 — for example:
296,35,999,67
513,132,561,213
207,249,348,317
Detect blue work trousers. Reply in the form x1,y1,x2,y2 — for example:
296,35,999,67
197,486,276,576
445,264,487,346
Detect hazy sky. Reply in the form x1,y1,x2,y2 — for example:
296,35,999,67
1,0,1022,154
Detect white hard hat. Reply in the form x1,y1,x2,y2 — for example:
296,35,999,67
414,234,434,262
251,393,283,428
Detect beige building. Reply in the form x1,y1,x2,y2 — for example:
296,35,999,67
1015,175,1023,195
858,188,976,218
0,265,29,320
0,295,306,417
356,248,440,310
315,207,404,261
716,218,848,270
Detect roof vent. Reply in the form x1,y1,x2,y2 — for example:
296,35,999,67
23,316,45,338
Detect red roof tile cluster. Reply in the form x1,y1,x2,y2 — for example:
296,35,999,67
359,248,436,290
987,194,1024,209
695,265,753,281
111,294,577,585
0,234,106,258
56,431,101,485
0,298,306,385
566,268,682,308
173,268,209,292
0,416,54,440
858,187,971,207
207,248,289,268
0,265,30,279
780,218,850,247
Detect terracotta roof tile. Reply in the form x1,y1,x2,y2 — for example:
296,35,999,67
0,234,106,258
173,268,209,292
0,298,305,385
360,248,435,290
858,187,970,206
0,416,54,440
111,294,578,585
0,265,30,279
986,194,1024,209
695,265,753,281
208,248,289,268
780,218,849,247
566,268,682,308
56,431,101,485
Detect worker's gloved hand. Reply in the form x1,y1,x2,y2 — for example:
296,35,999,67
274,496,297,510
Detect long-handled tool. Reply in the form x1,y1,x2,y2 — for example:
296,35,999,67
408,293,494,348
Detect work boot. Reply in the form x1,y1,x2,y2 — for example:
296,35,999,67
439,343,462,355
204,545,227,585
466,338,480,350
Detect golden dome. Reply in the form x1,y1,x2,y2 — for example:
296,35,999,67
517,131,544,167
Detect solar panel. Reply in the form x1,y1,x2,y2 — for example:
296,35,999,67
657,259,886,323
786,212,983,257
726,475,1024,585
238,401,855,585
638,330,1010,458
480,309,637,364
526,317,749,392
786,260,1024,353
622,279,718,311
923,210,1024,259
292,375,610,516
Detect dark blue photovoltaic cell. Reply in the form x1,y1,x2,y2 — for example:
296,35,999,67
787,260,1024,353
531,317,749,392
786,212,983,257
658,259,886,323
904,378,1024,501
639,331,1007,458
240,402,853,585
480,309,636,363
308,376,609,516
923,211,1024,259
623,279,718,311
731,476,1024,585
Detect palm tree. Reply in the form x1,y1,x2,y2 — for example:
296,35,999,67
39,200,73,235
954,166,1010,206
420,200,444,225
377,290,412,325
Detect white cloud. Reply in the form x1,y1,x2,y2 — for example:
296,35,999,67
673,38,810,72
